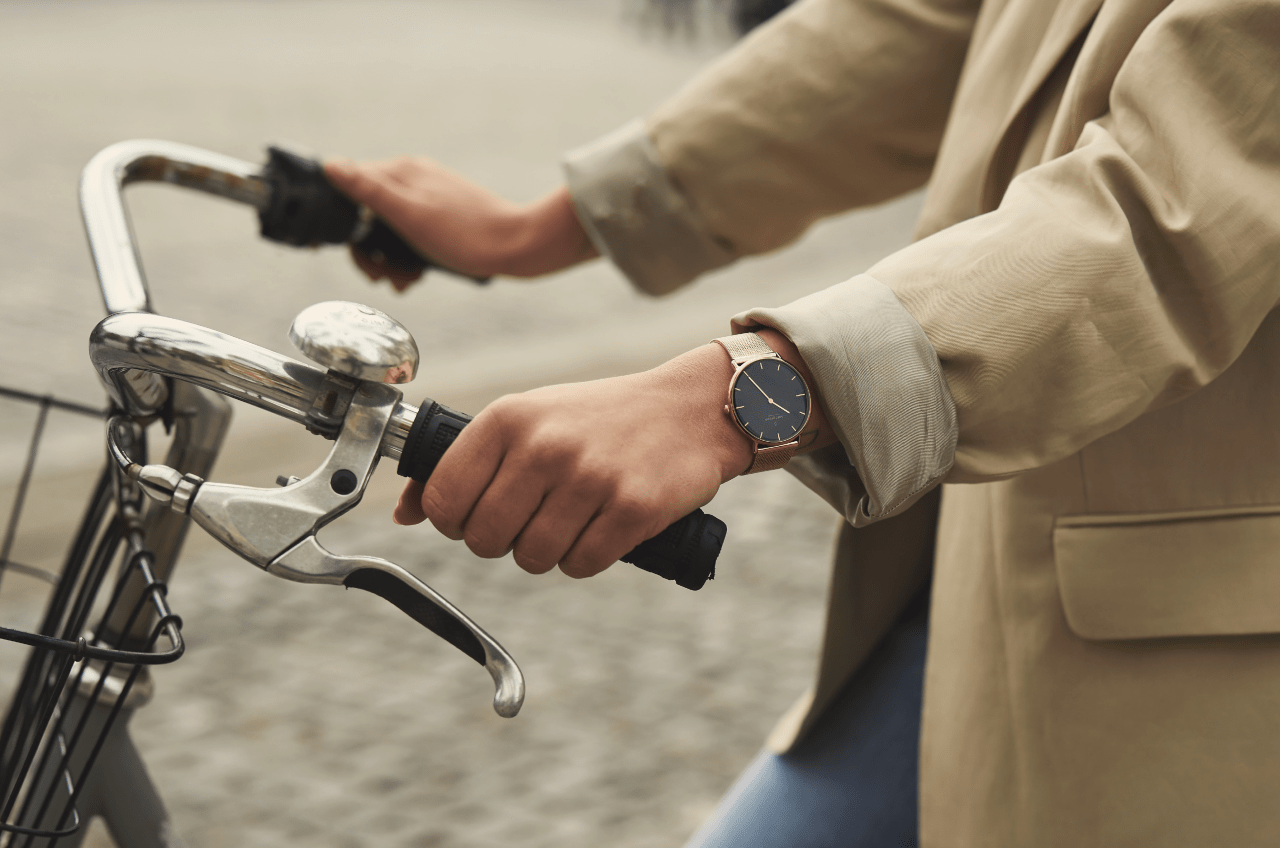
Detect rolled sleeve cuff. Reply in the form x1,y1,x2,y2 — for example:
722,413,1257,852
734,274,957,526
562,119,737,296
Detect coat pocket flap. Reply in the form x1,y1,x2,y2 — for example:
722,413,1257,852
1053,508,1280,640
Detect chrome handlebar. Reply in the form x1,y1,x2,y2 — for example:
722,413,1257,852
81,140,417,459
82,139,270,316
89,311,414,461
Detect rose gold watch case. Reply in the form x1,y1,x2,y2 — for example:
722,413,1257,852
722,355,812,448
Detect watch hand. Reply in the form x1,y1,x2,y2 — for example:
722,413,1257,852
744,371,791,413
744,372,772,399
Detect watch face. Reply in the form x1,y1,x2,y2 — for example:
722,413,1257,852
730,358,811,444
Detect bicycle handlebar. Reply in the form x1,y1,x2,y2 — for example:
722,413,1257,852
90,313,721,590
80,140,480,323
78,140,424,443
82,140,267,315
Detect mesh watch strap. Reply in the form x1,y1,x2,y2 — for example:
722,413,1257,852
713,332,775,363
744,442,798,474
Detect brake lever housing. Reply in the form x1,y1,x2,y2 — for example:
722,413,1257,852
189,379,398,567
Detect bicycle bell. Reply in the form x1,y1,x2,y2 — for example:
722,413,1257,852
289,301,419,383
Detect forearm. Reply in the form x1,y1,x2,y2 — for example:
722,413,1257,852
647,0,981,257
561,0,980,298
870,0,1280,481
498,187,598,278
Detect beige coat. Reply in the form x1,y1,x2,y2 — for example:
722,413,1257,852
565,0,1280,844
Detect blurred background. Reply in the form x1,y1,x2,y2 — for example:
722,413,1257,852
0,0,922,846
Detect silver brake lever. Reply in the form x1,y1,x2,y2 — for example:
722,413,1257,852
117,303,524,718
270,537,523,717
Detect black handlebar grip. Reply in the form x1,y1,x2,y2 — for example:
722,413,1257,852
257,145,488,284
353,218,430,278
396,398,723,591
258,145,365,246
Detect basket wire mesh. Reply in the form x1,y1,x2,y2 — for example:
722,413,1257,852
0,386,183,845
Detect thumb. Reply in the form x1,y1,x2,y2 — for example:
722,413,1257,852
322,156,361,192
393,479,428,526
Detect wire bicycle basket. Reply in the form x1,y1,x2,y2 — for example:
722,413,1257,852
0,386,183,846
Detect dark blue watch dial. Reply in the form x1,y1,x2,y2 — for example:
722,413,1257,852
731,358,810,443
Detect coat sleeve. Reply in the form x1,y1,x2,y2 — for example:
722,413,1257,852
745,0,1280,499
563,0,982,295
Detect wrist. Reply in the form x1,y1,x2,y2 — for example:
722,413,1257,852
721,326,837,459
501,187,599,277
654,344,755,482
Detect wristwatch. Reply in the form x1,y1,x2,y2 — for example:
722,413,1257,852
713,332,812,475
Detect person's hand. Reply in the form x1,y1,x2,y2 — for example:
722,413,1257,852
394,344,751,577
324,157,598,291
393,330,836,578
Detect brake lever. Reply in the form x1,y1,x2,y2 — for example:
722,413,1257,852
271,537,523,718
121,347,524,718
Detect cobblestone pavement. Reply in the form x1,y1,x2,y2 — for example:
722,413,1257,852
0,1,921,846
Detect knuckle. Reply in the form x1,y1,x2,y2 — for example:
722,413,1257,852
463,524,510,560
612,491,661,529
512,548,555,575
347,168,383,198
482,395,523,436
573,463,615,497
491,406,580,474
419,486,463,540
545,453,614,503
558,555,605,579
385,157,418,180
512,528,560,574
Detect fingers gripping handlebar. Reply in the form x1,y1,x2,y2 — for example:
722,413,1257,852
398,399,723,591
257,146,488,284
263,148,724,590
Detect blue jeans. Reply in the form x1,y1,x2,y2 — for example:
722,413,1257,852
688,597,929,847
